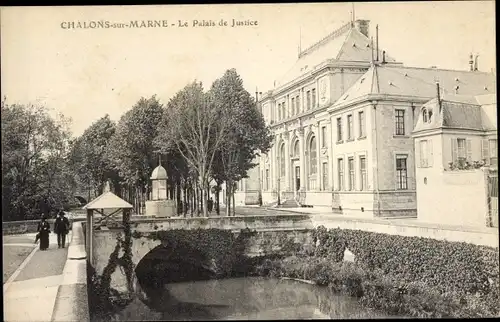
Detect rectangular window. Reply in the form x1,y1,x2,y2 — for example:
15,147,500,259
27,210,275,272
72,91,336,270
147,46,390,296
265,169,269,191
278,103,281,120
291,97,295,115
312,88,316,108
457,138,466,160
490,139,498,167
338,158,344,191
282,101,287,119
360,156,367,191
347,114,353,140
396,155,408,190
322,162,328,191
296,95,300,113
321,126,327,148
306,91,311,110
358,111,365,138
348,157,355,191
420,140,428,167
395,109,405,135
337,117,343,142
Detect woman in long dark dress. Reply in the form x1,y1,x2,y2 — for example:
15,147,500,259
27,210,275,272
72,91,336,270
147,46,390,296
37,217,51,250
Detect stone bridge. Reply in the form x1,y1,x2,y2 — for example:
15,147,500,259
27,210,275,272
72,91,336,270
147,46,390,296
86,214,315,299
80,211,498,311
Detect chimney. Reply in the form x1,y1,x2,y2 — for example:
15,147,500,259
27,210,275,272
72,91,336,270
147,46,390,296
382,50,386,64
474,54,479,71
436,81,442,111
469,53,474,71
354,19,370,38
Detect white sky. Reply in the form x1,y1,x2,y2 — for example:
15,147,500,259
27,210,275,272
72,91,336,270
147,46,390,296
1,1,496,137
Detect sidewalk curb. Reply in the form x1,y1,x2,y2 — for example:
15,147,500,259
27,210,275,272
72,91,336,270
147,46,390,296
51,222,90,322
265,207,314,214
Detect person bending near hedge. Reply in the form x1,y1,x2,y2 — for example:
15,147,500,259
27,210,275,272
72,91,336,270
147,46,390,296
54,210,70,248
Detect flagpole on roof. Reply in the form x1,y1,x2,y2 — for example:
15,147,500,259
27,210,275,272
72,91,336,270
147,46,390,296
298,26,302,57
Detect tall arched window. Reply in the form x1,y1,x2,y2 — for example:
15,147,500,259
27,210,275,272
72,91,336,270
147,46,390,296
293,140,300,157
280,143,285,177
309,137,317,174
422,108,428,123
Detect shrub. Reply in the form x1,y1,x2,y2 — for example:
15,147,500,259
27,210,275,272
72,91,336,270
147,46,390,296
317,227,499,300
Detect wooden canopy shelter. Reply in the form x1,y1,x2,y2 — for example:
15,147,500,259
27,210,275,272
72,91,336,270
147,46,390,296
82,189,133,266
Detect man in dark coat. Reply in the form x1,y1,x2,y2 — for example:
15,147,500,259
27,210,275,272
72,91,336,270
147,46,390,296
54,211,70,248
37,216,51,251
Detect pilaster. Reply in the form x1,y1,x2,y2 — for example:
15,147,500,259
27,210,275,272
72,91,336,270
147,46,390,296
315,121,321,190
328,116,335,190
283,130,291,191
299,128,306,190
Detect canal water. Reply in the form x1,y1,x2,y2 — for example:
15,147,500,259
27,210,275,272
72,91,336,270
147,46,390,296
105,277,395,320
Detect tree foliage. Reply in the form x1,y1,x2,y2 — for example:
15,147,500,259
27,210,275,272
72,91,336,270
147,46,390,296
68,115,118,197
106,96,164,188
155,81,230,217
2,68,272,220
209,69,272,214
2,99,74,220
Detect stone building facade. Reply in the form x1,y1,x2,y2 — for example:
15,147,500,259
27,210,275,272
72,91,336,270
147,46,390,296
240,18,497,219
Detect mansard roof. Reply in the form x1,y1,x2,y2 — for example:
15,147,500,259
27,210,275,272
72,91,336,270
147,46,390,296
333,64,496,108
413,94,497,134
274,21,397,88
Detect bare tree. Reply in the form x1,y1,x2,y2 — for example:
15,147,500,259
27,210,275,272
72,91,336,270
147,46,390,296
160,82,229,217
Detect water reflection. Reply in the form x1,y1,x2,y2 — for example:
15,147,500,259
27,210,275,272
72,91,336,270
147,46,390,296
110,277,393,321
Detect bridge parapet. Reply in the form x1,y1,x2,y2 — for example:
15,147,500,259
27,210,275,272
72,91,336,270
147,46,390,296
100,214,315,233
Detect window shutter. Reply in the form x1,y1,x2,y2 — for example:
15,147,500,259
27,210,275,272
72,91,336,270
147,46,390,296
466,139,473,162
415,140,421,168
428,138,434,167
481,138,490,165
451,138,458,163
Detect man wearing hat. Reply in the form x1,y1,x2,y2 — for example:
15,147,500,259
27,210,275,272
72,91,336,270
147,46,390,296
54,210,70,248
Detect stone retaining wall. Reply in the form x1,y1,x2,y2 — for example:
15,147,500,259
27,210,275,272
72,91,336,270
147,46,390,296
51,222,90,322
2,219,56,235
3,218,80,235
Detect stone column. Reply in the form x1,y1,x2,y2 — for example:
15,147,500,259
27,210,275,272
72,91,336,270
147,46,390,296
304,126,310,190
315,122,321,190
327,117,334,190
300,88,304,113
287,95,291,118
273,135,280,189
289,130,295,190
283,131,290,191
299,128,306,190
269,148,274,191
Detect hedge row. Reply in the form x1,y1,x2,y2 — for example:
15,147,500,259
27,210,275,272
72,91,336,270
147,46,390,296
312,226,499,298
254,256,499,318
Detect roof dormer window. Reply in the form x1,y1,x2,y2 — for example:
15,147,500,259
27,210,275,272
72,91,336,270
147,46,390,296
422,107,433,124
